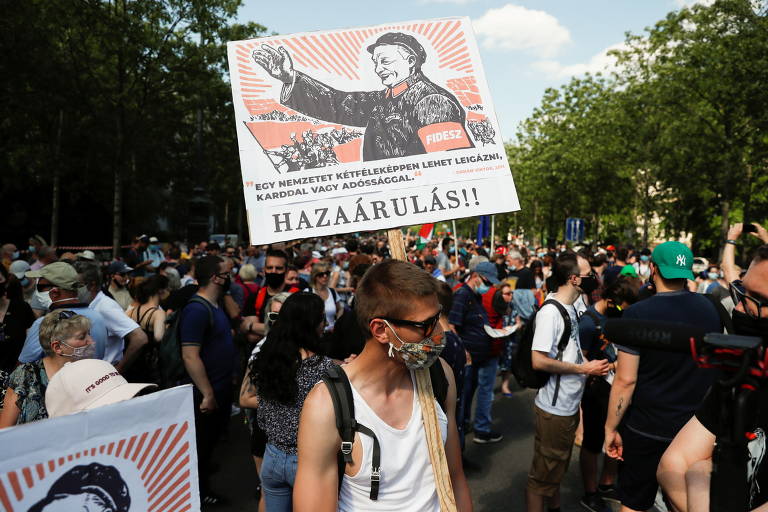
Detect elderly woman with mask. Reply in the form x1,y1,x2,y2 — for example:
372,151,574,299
0,310,95,427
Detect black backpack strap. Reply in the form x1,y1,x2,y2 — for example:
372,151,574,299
541,300,573,407
321,365,382,501
188,296,215,335
704,293,734,334
428,361,449,413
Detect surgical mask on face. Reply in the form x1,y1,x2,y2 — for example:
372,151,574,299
11,251,19,260
59,339,97,361
34,289,53,310
537,252,545,258
384,321,444,370
507,265,517,272
149,244,159,252
475,283,491,295
707,272,720,281
640,255,650,262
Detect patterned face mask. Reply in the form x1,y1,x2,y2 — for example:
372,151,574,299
383,320,445,370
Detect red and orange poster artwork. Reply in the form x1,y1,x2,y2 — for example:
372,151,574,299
0,386,199,512
228,17,519,244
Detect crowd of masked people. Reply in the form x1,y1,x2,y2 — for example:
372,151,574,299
0,222,767,512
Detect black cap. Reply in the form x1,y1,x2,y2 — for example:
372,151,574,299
367,32,426,66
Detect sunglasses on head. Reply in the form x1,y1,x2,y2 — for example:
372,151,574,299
376,306,442,338
57,310,77,321
729,280,768,319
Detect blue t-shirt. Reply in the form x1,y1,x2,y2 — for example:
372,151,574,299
616,290,721,441
448,284,492,362
179,297,236,395
19,304,108,363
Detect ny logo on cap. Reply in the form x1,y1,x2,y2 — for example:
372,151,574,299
676,255,686,266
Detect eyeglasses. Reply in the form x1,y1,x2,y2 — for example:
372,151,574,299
377,306,442,338
729,280,768,319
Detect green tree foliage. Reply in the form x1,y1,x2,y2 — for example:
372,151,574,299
506,0,768,257
0,0,266,249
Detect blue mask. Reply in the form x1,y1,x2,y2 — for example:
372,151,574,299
149,244,159,251
11,251,19,260
640,255,650,262
476,283,490,295
707,272,719,280
28,246,36,254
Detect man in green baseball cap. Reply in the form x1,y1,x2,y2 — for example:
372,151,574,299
604,240,722,512
650,241,695,280
26,261,82,292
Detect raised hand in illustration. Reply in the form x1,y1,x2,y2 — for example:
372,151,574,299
252,44,295,84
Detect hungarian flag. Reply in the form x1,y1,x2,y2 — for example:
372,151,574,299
417,223,434,249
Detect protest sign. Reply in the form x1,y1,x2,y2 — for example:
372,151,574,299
0,385,198,512
228,17,519,244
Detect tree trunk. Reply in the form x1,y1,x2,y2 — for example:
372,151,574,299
718,199,730,262
50,110,64,247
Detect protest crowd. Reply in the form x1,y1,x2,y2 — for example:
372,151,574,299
0,223,767,512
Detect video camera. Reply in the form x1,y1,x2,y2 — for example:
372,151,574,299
602,319,764,512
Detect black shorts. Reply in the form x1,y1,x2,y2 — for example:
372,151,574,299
581,377,611,453
617,426,671,511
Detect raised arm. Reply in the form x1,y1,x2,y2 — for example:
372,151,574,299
294,382,342,512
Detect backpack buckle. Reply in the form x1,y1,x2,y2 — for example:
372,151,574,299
341,441,353,455
371,467,381,482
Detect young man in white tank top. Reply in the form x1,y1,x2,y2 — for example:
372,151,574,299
294,260,473,511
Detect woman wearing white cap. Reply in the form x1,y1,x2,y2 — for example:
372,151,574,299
0,310,96,427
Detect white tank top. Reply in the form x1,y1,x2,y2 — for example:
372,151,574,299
338,371,448,512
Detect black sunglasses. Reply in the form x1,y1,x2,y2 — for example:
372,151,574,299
729,280,767,319
377,306,442,338
316,271,330,278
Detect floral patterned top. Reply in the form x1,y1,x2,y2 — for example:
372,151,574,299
8,359,49,424
257,355,336,454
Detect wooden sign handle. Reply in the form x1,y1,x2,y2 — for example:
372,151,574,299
386,228,457,512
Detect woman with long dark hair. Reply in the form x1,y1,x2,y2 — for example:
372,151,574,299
246,292,335,511
125,274,169,384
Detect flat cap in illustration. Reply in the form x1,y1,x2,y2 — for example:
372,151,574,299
27,463,130,512
366,32,427,66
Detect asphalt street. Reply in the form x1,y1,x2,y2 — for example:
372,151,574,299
210,384,647,511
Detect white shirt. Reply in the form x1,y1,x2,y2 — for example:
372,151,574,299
90,291,140,364
338,371,446,512
532,299,587,416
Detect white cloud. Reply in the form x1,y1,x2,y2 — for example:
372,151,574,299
531,42,628,79
674,0,715,7
472,4,571,58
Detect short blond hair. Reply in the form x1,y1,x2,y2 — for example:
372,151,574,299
310,262,330,285
39,311,91,356
239,263,258,282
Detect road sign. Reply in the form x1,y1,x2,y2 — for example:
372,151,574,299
565,217,585,242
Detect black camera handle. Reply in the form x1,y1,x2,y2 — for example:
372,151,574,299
710,349,758,512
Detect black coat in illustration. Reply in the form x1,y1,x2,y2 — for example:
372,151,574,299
280,70,474,161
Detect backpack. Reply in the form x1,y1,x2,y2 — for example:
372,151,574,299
511,299,572,394
158,296,214,388
321,363,448,500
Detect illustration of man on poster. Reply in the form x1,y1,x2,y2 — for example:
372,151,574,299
253,32,475,162
28,463,130,512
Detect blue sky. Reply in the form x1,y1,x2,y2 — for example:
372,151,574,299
236,0,705,141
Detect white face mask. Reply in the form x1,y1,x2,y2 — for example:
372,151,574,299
59,339,97,360
34,289,52,310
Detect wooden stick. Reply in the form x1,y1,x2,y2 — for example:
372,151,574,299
386,228,457,512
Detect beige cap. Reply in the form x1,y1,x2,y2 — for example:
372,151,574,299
25,261,81,291
45,360,157,418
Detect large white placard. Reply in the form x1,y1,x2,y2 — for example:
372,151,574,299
228,17,519,243
0,385,199,512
